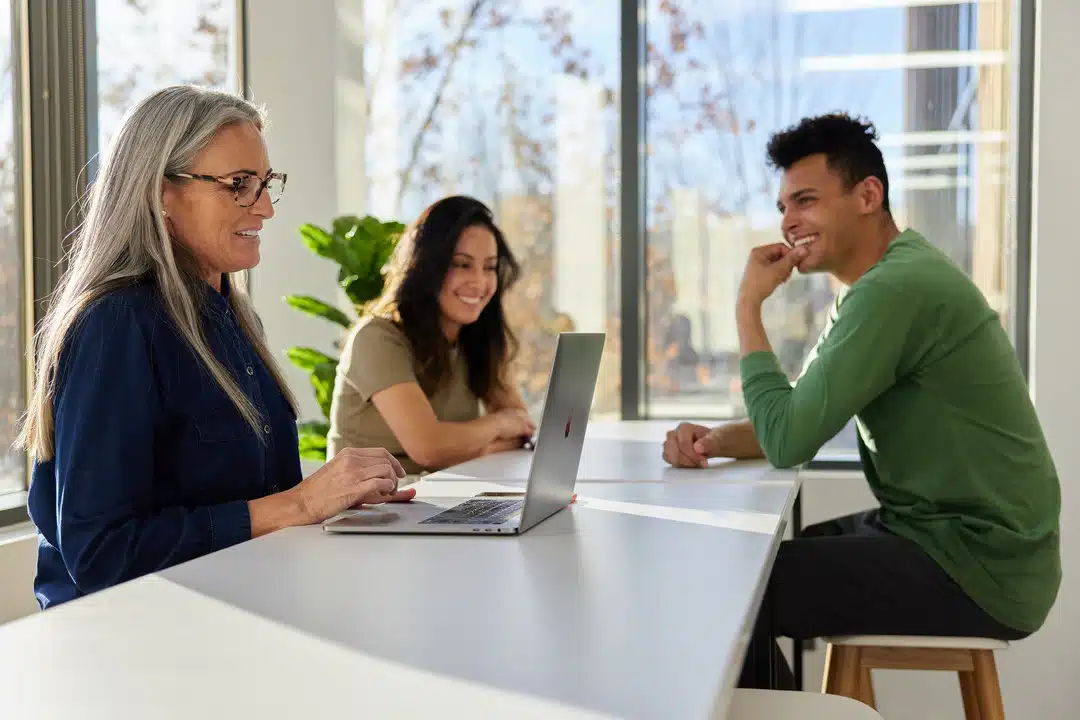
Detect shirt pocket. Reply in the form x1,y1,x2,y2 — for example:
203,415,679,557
195,407,249,443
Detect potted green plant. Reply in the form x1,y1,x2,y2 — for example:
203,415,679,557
284,214,405,460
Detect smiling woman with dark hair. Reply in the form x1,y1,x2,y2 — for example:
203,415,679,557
327,195,536,474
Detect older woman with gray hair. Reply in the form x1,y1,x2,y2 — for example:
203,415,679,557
17,85,412,609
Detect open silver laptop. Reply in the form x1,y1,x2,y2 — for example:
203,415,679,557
322,331,605,535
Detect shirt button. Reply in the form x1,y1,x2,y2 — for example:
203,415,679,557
271,484,280,493
263,424,271,434
246,366,254,375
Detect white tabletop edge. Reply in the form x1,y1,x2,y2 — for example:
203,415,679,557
706,502,791,719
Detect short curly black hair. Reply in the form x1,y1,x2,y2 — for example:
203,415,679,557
766,112,891,214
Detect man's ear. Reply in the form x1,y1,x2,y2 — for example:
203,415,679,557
857,176,886,215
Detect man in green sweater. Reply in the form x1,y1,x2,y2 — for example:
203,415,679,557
662,113,1061,690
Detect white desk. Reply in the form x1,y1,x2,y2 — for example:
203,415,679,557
432,420,786,485
0,422,799,720
0,574,610,719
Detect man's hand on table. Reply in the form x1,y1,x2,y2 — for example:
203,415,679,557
663,423,723,469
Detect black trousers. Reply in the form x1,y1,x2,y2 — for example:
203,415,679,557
738,509,1031,690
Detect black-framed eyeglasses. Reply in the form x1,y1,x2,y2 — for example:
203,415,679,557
165,169,287,207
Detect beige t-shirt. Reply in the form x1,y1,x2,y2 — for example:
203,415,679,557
327,316,480,474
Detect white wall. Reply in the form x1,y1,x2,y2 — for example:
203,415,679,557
246,0,370,477
246,0,342,429
0,527,38,624
1006,1,1080,717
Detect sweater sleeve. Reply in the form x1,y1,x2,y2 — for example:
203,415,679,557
739,279,918,468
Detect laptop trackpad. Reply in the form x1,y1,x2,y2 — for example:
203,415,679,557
325,497,488,528
328,506,406,527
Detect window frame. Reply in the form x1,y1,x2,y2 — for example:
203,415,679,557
0,0,94,521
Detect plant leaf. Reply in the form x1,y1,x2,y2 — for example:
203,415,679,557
299,223,348,265
286,346,337,372
331,215,366,274
341,272,386,307
379,221,404,267
372,233,398,274
299,446,327,461
345,227,376,278
310,361,337,418
297,420,329,461
294,212,406,433
332,215,362,241
360,215,384,240
382,220,406,236
284,295,351,328
297,420,330,438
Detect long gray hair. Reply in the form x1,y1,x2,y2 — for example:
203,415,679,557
17,85,296,461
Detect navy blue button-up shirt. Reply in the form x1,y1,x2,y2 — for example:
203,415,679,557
28,277,302,609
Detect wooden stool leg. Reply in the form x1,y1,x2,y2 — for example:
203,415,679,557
823,643,862,699
858,666,877,709
972,650,1005,720
959,669,982,720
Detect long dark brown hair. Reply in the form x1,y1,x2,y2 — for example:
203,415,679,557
372,195,521,401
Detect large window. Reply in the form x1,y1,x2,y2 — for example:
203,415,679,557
95,0,241,159
1,0,23,495
644,0,1017,452
353,0,621,417
0,0,1031,506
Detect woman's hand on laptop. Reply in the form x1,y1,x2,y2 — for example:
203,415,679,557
491,408,536,440
285,447,415,524
483,436,529,456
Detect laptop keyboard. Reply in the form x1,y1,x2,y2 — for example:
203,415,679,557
419,498,524,525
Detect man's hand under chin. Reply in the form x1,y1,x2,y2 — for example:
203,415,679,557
737,243,808,356
738,242,809,307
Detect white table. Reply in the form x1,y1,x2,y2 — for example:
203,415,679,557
431,420,790,485
0,421,800,719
